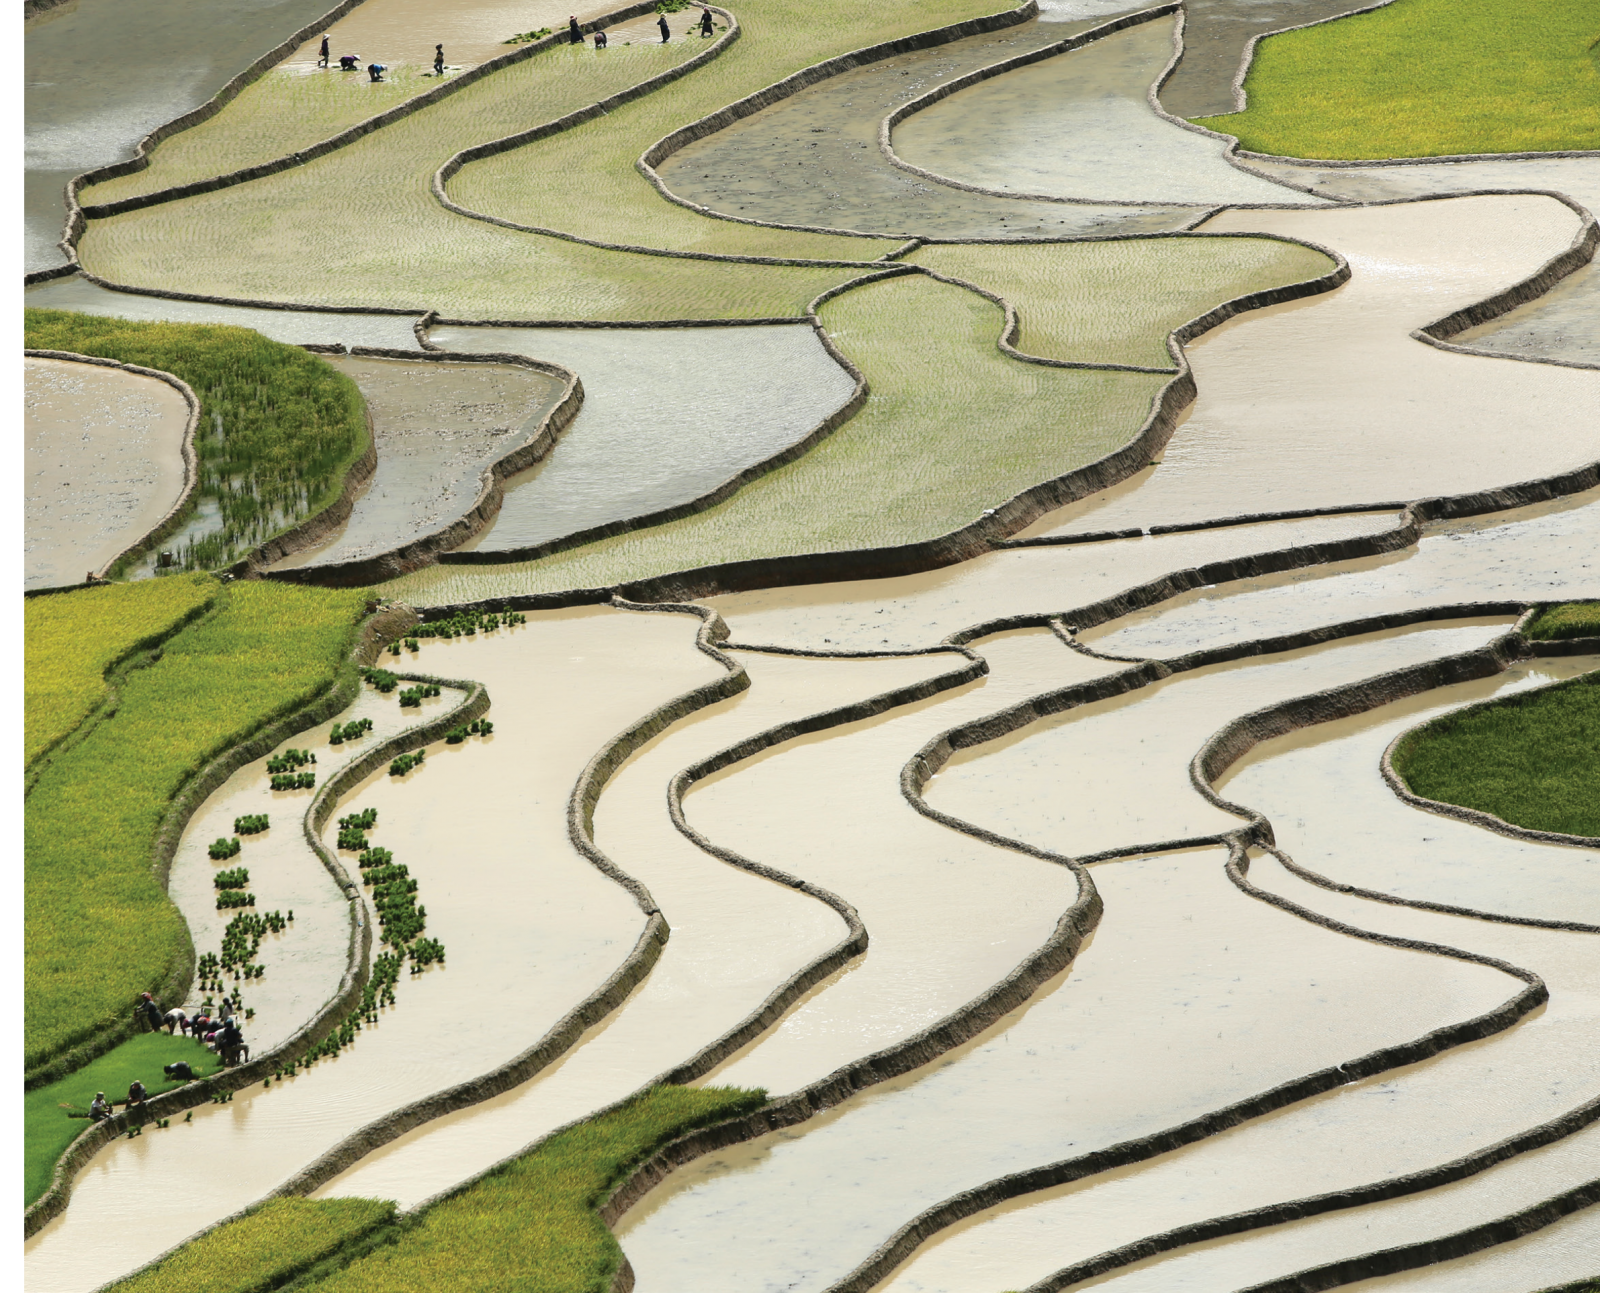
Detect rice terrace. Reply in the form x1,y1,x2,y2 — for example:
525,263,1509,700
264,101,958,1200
19,0,1600,1287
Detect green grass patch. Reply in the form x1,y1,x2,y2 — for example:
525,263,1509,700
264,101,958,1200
25,575,218,774
1525,602,1600,642
1392,671,1600,837
101,1198,397,1293
25,582,369,1075
24,310,369,572
309,1085,765,1293
24,1032,222,1207
1195,0,1600,159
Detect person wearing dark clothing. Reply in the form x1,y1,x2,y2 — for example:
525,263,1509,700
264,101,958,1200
367,62,385,82
593,29,607,48
434,43,445,74
127,1080,148,1107
569,15,582,43
163,1061,195,1081
657,12,670,41
137,993,162,1032
318,34,330,66
339,54,360,70
89,1093,111,1122
700,7,713,36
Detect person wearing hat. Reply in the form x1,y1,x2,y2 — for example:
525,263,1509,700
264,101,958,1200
657,11,670,41
89,1093,111,1121
568,14,582,44
136,993,162,1032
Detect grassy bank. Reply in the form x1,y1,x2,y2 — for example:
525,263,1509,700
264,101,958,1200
25,1033,222,1206
103,1198,397,1293
1195,0,1600,159
24,310,369,572
25,575,217,773
1526,602,1600,642
1393,671,1600,837
25,582,369,1077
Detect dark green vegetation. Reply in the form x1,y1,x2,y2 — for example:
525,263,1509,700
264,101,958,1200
1526,602,1600,642
25,582,367,1079
101,1198,398,1293
209,836,243,860
414,609,526,640
272,771,316,791
267,747,316,774
25,1033,220,1206
235,813,270,834
1197,0,1600,158
389,750,426,777
213,867,250,890
446,718,494,744
398,683,441,708
364,667,399,693
216,890,256,910
330,718,373,745
1393,672,1600,837
24,310,371,571
505,26,553,43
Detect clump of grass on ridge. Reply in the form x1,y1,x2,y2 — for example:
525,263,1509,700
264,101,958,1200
1392,671,1600,837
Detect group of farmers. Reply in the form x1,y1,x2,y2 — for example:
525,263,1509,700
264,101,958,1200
94,992,252,1121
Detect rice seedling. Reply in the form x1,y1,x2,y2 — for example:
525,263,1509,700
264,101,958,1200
1392,671,1600,837
208,837,242,861
212,868,249,890
445,718,495,745
363,668,400,693
271,771,317,791
409,938,446,973
216,891,256,911
23,311,370,574
505,26,554,43
1195,0,1600,158
398,683,442,709
266,748,315,774
329,717,374,745
357,847,393,869
1525,603,1600,642
389,750,426,777
233,813,270,835
413,609,526,640
25,582,366,1072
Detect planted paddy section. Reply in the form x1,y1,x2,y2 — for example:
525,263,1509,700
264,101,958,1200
889,14,1319,208
24,357,194,591
1022,195,1600,539
266,356,568,575
23,310,370,576
657,13,1194,239
431,324,856,556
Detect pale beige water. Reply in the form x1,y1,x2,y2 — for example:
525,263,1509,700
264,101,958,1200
1082,487,1600,659
168,684,459,1055
929,621,1512,861
319,648,953,1207
617,846,1514,1293
24,356,190,589
23,606,720,1293
709,511,1402,652
1022,196,1600,537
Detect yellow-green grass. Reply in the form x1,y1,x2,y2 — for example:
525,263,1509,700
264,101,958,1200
1526,602,1600,642
446,0,1014,257
101,1198,397,1293
25,575,217,774
25,583,369,1075
1392,671,1600,837
25,1033,223,1207
24,311,369,572
310,1086,765,1293
911,237,1336,367
1195,0,1600,159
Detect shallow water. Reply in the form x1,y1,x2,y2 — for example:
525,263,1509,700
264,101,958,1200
1083,488,1600,658
25,275,425,350
270,355,565,569
930,621,1511,861
24,356,190,589
1218,656,1600,924
618,844,1513,1293
658,14,1193,240
430,324,858,554
710,511,1402,651
892,17,1319,207
25,0,339,270
319,648,949,1208
22,606,718,1293
1022,196,1600,537
880,847,1600,1293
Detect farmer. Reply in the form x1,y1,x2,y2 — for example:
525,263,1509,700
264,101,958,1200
657,11,669,41
163,1060,195,1082
700,7,713,36
136,992,162,1032
318,34,330,66
163,1007,188,1035
593,28,607,48
568,14,582,43
126,1079,148,1108
434,43,445,74
367,61,386,82
89,1093,111,1122
217,1018,248,1067
339,53,360,71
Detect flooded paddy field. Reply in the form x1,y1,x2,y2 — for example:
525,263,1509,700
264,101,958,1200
24,356,191,589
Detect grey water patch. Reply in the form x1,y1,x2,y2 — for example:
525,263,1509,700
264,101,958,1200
431,324,858,554
25,275,425,351
658,16,1192,240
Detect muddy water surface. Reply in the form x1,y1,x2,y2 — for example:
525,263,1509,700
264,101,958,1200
319,648,950,1208
432,324,857,553
22,607,719,1293
892,16,1317,207
1024,196,1600,538
618,846,1513,1293
24,356,191,589
710,511,1402,651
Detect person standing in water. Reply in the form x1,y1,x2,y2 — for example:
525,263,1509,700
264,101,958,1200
699,7,713,36
657,11,670,41
318,34,330,66
434,43,445,74
569,15,582,44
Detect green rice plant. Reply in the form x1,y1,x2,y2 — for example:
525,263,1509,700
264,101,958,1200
339,807,378,830
505,26,553,43
363,668,399,693
1525,603,1600,642
216,891,256,910
272,771,317,791
25,575,218,774
213,868,250,890
208,837,242,861
310,1085,767,1293
23,311,369,574
98,1198,398,1293
389,750,426,777
358,847,394,869
25,1032,222,1206
266,748,315,774
1195,0,1600,158
329,717,374,745
409,937,446,971
234,813,270,835
414,608,526,639
25,583,366,1073
336,829,369,851
1391,671,1600,837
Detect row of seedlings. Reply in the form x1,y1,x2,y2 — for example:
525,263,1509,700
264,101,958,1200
269,747,316,791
